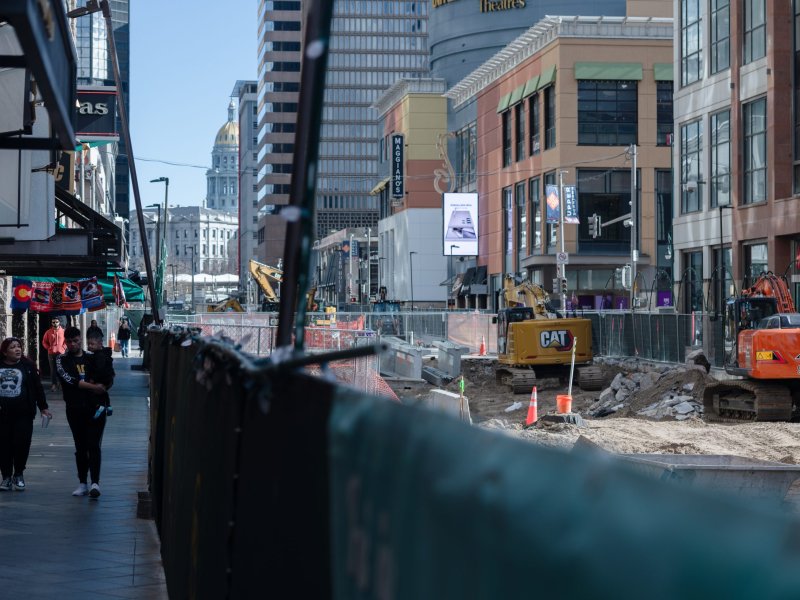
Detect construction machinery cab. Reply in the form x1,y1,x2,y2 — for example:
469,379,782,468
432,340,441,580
207,298,244,313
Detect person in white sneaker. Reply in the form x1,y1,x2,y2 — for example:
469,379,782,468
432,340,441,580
0,337,52,491
56,327,108,499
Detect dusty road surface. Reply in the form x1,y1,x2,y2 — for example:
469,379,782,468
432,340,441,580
390,355,800,464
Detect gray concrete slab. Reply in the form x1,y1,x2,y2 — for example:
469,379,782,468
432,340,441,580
0,357,167,599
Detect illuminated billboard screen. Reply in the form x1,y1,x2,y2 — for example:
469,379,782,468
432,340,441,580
443,193,478,256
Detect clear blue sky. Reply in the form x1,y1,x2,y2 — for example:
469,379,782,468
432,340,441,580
129,1,257,209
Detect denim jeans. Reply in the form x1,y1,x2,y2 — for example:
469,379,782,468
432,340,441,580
120,339,129,357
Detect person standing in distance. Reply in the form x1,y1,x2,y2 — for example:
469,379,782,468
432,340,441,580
117,317,131,358
56,327,108,498
0,337,52,491
86,319,102,342
42,317,66,392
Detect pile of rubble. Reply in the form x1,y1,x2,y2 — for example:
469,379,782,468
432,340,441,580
587,354,712,421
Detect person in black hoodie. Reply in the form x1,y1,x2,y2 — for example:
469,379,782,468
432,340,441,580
0,337,52,491
56,327,109,499
86,330,114,414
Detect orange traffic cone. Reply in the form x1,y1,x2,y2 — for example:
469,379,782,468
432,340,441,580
479,335,486,356
525,386,538,426
109,333,116,352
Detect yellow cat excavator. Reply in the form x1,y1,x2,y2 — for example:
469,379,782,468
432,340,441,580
248,259,320,312
495,274,598,393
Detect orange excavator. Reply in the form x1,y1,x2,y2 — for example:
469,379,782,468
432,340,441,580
704,272,800,421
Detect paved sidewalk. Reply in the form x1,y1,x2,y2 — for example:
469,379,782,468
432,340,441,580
0,357,167,599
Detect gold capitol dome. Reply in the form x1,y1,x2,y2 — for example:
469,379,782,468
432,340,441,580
214,100,239,147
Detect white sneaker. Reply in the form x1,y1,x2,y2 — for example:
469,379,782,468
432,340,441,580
89,483,101,498
72,483,88,496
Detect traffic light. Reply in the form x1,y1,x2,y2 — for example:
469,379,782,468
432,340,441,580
589,214,602,238
560,277,568,296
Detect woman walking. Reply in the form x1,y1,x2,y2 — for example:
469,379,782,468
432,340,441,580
0,337,52,490
117,317,131,358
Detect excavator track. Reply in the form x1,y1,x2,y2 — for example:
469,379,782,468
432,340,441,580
495,367,539,395
703,380,794,422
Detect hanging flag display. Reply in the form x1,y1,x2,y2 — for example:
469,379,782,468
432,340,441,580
545,185,560,223
563,185,580,224
10,277,105,314
113,274,127,306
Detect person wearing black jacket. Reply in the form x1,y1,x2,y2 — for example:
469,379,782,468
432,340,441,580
0,337,52,491
56,327,109,499
86,330,114,413
117,317,131,357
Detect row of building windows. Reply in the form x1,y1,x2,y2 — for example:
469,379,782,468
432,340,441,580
208,179,238,194
263,41,301,52
326,69,427,87
333,0,426,17
263,102,298,114
265,1,301,10
331,18,427,34
131,227,233,243
324,88,373,104
328,32,426,51
317,178,375,193
265,61,300,72
680,0,763,87
322,105,372,122
266,20,301,31
213,155,237,168
318,158,376,174
320,141,377,157
454,124,477,190
679,97,765,213
501,86,556,167
317,195,378,210
316,211,378,239
266,81,300,93
264,163,293,174
321,123,380,139
327,53,428,70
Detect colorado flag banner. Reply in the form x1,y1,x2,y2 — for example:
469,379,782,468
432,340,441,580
10,277,106,314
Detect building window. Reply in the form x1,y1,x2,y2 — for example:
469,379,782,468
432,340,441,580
745,242,769,283
576,169,633,254
516,181,526,255
529,177,541,252
502,111,512,167
503,187,514,274
743,0,766,64
680,119,703,213
656,169,673,280
577,80,637,146
684,250,704,312
743,98,767,205
710,109,731,208
657,82,674,146
515,102,525,161
529,94,540,155
710,0,730,73
544,87,556,150
681,0,702,86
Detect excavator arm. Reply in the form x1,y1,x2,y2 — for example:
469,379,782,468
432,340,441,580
741,272,796,313
248,259,281,301
501,274,552,317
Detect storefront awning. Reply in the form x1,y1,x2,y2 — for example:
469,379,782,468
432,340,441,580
537,65,557,90
496,92,512,113
22,273,144,303
522,75,540,99
370,177,390,196
508,84,525,106
0,186,123,277
654,63,673,81
574,62,643,81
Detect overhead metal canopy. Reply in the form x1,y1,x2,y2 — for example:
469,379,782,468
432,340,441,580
0,0,77,150
0,186,123,277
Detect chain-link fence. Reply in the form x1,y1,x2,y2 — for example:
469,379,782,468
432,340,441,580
168,308,727,366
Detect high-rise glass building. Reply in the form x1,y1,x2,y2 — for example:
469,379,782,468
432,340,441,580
315,0,429,239
234,80,259,291
71,0,131,220
256,0,303,267
256,0,430,257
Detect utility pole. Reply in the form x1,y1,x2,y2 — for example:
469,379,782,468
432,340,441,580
558,169,568,311
630,144,637,312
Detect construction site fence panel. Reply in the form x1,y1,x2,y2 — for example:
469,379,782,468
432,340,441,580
147,329,800,598
169,310,727,367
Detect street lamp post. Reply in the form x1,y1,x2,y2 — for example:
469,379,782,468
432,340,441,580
151,177,169,305
718,202,731,317
188,246,196,313
169,263,178,302
147,204,161,266
449,244,460,310
409,251,418,311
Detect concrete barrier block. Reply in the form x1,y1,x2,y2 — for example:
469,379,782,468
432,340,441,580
421,388,472,423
